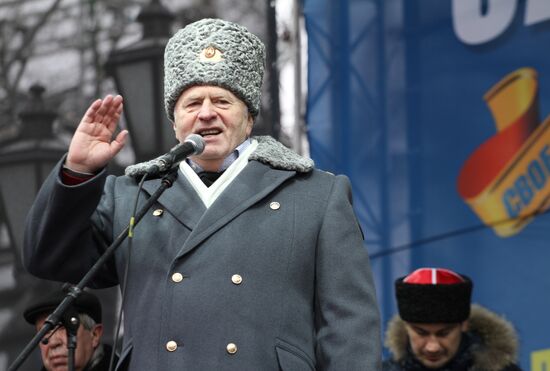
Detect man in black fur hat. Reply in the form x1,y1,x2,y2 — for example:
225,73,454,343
383,267,522,371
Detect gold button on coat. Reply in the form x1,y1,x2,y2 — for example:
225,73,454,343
226,343,238,354
153,209,164,216
269,202,280,210
231,274,243,285
172,273,183,283
166,341,178,352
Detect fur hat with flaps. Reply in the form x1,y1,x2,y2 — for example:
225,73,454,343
164,18,266,122
395,267,473,323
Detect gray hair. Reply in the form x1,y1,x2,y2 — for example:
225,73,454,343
79,313,105,368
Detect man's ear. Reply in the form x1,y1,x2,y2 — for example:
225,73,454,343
460,320,469,332
246,114,254,136
172,121,182,142
91,324,104,348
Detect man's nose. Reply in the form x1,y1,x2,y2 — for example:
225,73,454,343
424,337,442,353
197,100,216,121
47,328,66,347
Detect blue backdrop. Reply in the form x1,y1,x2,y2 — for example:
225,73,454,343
304,0,550,369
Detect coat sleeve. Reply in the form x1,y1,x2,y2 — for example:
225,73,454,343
314,174,382,370
22,158,118,287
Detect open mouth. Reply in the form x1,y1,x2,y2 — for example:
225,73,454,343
198,129,221,137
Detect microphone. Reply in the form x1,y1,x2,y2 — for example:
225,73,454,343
41,324,62,345
125,134,205,178
40,306,79,345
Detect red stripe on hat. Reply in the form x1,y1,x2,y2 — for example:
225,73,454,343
403,268,465,284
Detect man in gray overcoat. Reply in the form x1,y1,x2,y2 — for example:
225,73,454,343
23,18,381,370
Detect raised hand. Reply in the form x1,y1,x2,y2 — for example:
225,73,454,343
66,95,128,173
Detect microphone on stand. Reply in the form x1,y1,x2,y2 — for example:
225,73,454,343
125,134,205,178
40,306,80,345
41,324,61,345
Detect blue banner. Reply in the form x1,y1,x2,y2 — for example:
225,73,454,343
304,0,550,369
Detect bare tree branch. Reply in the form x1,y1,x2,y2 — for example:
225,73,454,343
4,0,63,72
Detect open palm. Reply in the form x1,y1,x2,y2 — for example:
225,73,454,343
66,95,128,173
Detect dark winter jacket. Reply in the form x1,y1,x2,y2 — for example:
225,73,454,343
382,304,522,371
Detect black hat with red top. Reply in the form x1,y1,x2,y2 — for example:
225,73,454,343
395,267,473,323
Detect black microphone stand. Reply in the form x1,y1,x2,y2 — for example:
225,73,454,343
8,169,179,371
63,308,80,371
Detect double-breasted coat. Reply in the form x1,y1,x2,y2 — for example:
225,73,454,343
24,136,381,370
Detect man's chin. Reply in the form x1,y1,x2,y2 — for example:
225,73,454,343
193,148,231,168
420,356,448,369
48,357,68,370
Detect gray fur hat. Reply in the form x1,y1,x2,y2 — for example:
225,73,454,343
164,18,266,122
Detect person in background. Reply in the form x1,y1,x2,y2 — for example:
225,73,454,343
23,18,381,370
23,290,115,371
383,267,522,371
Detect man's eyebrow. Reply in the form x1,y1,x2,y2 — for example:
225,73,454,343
435,325,459,334
182,95,203,102
410,325,428,332
211,93,234,100
441,324,458,330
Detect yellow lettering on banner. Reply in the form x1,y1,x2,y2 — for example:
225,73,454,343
467,116,550,237
459,68,550,237
531,348,550,371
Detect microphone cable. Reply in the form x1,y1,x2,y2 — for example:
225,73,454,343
108,172,148,371
40,323,62,345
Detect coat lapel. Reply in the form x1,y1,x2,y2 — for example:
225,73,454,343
142,173,206,231
175,161,296,259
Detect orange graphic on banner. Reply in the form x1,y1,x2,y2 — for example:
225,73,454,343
457,67,550,237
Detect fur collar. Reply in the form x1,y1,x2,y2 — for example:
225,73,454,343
250,136,314,173
124,135,314,178
384,304,519,371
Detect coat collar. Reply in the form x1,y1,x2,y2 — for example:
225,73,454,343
141,171,206,231
174,160,295,258
139,135,313,233
249,135,314,173
384,304,519,371
140,137,303,259
126,135,314,178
